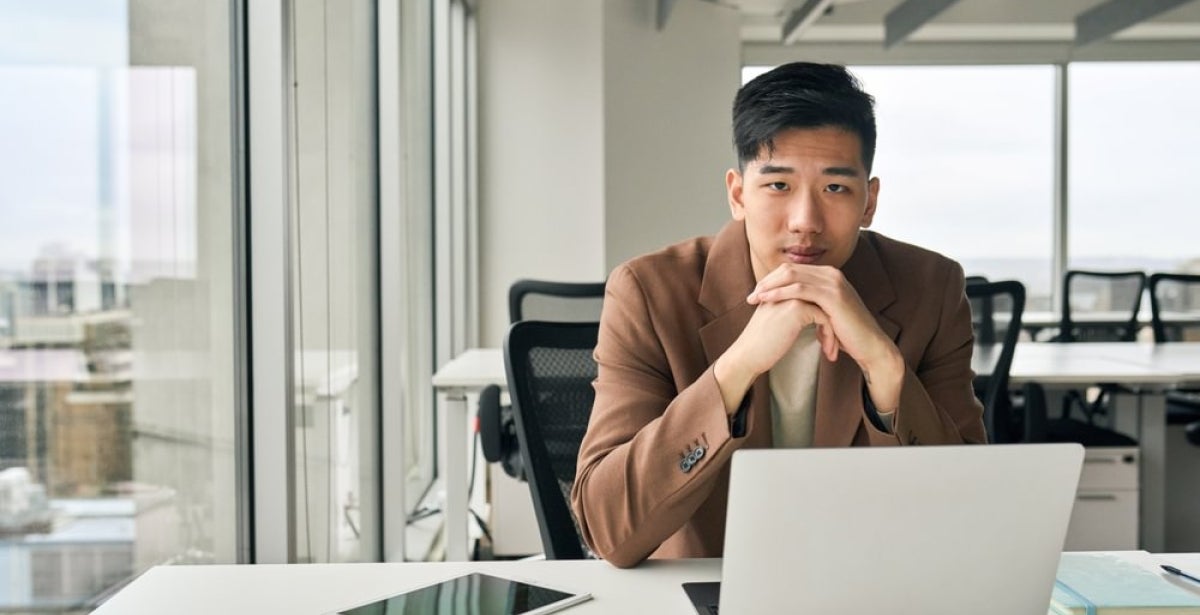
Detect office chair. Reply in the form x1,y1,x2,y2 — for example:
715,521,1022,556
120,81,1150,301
1148,272,1200,447
479,279,606,481
503,320,599,559
1058,269,1147,343
1057,270,1148,425
508,279,607,323
966,280,1024,443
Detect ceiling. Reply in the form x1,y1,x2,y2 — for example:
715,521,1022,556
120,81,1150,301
719,0,1200,46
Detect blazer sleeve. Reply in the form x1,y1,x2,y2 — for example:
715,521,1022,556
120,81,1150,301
865,261,987,446
570,264,749,568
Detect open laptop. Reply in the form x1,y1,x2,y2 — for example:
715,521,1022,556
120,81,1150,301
685,443,1084,615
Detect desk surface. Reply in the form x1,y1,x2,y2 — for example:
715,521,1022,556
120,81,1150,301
93,558,721,615
974,341,1200,385
432,348,505,388
94,553,1200,615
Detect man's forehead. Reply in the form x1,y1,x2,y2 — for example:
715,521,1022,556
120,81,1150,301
745,127,864,173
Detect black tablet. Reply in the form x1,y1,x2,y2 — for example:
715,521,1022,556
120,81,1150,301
329,572,591,615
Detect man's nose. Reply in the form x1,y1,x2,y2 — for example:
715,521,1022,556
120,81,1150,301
787,189,823,234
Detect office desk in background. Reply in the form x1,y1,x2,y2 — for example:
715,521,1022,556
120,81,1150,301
437,344,1200,558
431,348,506,561
91,553,1200,614
974,341,1200,552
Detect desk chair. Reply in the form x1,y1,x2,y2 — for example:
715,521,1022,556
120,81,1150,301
504,320,599,559
508,279,606,323
967,280,1024,443
480,279,607,481
1149,272,1200,447
1058,270,1149,426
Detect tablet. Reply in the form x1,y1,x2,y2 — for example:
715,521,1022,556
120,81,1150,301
330,572,592,615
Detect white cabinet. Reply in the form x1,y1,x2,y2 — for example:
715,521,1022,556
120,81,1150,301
1064,447,1139,551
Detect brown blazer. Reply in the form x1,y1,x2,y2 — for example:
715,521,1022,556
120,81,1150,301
570,220,986,568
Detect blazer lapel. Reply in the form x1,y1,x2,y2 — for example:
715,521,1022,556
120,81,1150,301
697,221,772,447
813,232,901,447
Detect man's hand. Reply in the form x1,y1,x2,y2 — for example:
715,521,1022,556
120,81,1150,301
713,292,835,416
746,263,905,413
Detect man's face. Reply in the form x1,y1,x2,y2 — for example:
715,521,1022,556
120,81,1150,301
726,126,880,281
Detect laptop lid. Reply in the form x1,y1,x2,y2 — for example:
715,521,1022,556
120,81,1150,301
719,443,1083,615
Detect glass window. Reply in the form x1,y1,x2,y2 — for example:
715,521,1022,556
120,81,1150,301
1068,62,1200,279
287,0,380,563
742,65,1057,310
0,0,239,611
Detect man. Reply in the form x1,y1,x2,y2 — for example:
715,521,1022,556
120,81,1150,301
570,62,987,569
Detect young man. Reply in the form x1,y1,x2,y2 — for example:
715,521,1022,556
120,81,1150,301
570,62,986,569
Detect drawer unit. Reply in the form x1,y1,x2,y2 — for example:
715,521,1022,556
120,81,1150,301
1064,446,1139,551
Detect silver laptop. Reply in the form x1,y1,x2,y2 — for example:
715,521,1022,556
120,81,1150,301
687,443,1083,615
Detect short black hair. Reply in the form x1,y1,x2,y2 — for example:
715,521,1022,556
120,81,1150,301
733,62,877,173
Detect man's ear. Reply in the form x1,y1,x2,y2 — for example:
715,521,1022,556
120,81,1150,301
860,176,881,228
727,168,746,221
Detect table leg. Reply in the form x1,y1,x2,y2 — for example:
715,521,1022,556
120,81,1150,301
1139,392,1166,552
439,390,469,561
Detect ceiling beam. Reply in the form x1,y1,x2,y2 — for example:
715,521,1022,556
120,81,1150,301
657,0,678,31
1075,0,1196,46
782,0,836,45
883,0,964,48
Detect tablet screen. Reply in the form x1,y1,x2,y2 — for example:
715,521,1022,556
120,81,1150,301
334,573,584,615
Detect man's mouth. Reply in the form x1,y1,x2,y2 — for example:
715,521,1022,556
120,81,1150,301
783,246,825,265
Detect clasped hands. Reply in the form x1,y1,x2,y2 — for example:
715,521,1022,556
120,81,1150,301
714,263,905,416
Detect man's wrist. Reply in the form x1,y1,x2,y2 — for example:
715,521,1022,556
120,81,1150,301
714,345,759,417
861,343,904,412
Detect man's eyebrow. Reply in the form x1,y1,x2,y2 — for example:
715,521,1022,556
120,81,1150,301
824,166,860,177
757,164,793,175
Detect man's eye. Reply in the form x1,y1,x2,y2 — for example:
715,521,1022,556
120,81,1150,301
826,184,847,193
767,181,789,191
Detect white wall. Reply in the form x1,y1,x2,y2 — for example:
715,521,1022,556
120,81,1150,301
602,0,741,270
477,0,742,345
477,0,606,346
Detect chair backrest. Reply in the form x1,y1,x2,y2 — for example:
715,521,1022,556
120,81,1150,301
1148,272,1200,342
967,280,1025,443
508,279,606,323
503,320,599,559
1061,270,1147,342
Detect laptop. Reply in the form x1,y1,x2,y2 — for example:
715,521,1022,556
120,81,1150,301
685,443,1084,615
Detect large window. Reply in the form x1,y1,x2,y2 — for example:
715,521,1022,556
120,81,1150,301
287,0,380,564
0,1,240,610
1068,62,1200,277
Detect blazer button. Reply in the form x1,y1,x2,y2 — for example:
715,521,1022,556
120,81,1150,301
679,458,693,473
692,446,706,462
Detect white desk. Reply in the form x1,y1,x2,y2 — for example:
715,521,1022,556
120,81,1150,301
974,341,1200,552
432,349,506,560
438,344,1200,559
93,557,721,614
91,553,1200,614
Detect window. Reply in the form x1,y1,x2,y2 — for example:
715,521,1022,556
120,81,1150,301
1068,62,1200,278
286,0,380,563
0,1,240,610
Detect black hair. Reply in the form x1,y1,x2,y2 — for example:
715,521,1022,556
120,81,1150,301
733,62,877,173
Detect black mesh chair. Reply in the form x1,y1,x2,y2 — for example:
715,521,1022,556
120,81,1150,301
1057,270,1148,425
479,279,607,481
503,320,599,559
509,279,607,323
1060,269,1147,343
1149,272,1200,447
967,280,1025,443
